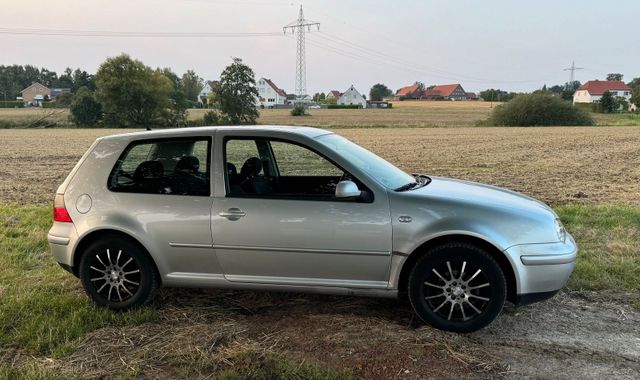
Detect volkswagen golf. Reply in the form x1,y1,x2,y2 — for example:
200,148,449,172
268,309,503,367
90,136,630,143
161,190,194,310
48,126,577,332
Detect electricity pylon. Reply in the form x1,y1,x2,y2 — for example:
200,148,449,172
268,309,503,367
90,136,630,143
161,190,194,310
563,60,584,85
283,5,320,102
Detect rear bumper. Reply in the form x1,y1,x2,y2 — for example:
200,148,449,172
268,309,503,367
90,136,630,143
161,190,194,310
505,234,577,300
48,222,78,272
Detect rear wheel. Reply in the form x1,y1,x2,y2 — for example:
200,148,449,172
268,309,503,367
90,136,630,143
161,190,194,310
408,243,506,333
79,236,158,310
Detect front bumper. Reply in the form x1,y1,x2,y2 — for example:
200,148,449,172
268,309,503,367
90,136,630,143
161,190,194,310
504,234,577,297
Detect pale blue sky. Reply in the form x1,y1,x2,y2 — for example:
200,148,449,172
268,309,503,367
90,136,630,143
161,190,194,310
3,0,638,94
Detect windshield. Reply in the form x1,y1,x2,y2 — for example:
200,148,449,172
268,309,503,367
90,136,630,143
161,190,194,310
316,134,416,190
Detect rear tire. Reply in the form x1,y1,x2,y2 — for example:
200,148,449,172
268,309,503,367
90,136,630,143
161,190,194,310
408,242,506,333
79,235,158,310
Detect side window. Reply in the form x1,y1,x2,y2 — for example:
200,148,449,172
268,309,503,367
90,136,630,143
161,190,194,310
109,137,210,196
270,141,343,177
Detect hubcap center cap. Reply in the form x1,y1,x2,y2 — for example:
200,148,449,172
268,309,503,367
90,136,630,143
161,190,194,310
452,286,464,297
110,270,119,280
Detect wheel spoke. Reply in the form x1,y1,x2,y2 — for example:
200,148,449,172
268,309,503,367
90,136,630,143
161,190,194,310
116,250,122,266
467,269,482,283
446,261,454,280
425,294,445,300
106,249,113,265
432,299,448,313
459,261,467,281
432,268,447,283
90,276,106,282
115,286,122,302
469,283,490,290
97,282,108,293
107,285,113,301
123,269,140,275
424,281,444,289
461,303,467,321
121,285,133,296
465,299,482,314
123,278,139,286
447,302,455,320
90,266,106,273
96,255,107,268
469,294,490,302
121,258,133,269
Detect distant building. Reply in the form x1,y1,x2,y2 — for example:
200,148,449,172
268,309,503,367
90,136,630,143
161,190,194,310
326,90,341,101
573,80,632,105
424,84,468,101
198,80,219,105
21,82,70,107
395,84,423,100
367,100,390,109
338,85,367,108
466,92,479,101
256,78,287,108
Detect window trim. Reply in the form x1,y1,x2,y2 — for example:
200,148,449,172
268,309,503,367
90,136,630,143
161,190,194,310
107,136,213,197
222,136,373,203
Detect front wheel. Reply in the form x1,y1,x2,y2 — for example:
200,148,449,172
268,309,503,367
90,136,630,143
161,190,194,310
408,243,506,333
79,236,158,310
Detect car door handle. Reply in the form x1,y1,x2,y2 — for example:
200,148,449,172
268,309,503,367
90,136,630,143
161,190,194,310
219,208,246,220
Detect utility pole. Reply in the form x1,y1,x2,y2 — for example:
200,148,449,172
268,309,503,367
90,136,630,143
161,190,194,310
283,5,319,102
563,60,584,87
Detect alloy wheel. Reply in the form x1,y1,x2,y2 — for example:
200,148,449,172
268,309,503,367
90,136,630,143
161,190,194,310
88,248,141,303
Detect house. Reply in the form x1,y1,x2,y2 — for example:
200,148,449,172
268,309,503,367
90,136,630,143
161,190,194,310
573,80,632,106
198,80,219,105
256,78,287,108
395,84,423,100
423,84,467,101
466,92,479,101
338,85,367,108
21,82,70,107
326,90,341,102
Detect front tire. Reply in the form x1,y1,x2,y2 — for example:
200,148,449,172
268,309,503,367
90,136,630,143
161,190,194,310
79,235,158,310
408,242,506,333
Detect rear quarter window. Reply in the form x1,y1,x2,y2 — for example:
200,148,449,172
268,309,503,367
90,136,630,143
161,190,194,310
108,137,211,196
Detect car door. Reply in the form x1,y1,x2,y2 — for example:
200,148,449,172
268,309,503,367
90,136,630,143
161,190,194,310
211,135,392,289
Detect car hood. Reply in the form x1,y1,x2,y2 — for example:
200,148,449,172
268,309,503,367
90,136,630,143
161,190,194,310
413,176,555,216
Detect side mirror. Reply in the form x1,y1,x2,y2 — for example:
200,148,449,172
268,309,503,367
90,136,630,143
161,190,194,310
335,180,361,199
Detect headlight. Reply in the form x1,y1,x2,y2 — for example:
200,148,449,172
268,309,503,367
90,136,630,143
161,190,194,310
555,218,566,243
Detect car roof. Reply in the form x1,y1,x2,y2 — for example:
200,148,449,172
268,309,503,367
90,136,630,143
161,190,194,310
98,125,333,142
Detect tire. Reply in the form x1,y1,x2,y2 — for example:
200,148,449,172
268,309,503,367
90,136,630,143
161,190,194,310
79,235,159,310
407,242,506,333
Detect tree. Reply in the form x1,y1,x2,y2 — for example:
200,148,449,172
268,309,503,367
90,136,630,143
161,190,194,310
160,67,189,125
319,92,326,101
72,69,96,92
606,73,623,81
312,92,321,101
214,57,259,125
599,91,618,113
95,54,178,129
180,70,204,102
413,81,426,92
628,78,640,109
54,92,73,107
70,87,102,127
369,83,392,101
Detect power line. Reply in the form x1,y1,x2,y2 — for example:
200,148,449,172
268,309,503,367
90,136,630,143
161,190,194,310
0,27,282,38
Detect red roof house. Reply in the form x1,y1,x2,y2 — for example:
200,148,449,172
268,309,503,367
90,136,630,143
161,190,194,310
573,80,633,105
395,84,423,99
423,84,467,100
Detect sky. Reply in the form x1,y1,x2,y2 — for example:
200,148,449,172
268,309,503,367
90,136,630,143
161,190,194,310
2,0,639,94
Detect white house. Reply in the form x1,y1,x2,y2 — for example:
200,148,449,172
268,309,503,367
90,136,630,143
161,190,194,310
198,80,218,105
573,80,633,105
337,85,367,108
256,78,287,108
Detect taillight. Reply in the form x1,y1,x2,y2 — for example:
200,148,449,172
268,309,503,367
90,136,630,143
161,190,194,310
53,194,73,223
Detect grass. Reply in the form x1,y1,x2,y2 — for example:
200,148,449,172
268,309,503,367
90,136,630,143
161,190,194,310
0,205,159,358
557,204,640,290
219,352,353,380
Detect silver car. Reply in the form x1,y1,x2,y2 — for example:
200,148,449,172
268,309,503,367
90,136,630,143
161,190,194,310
48,126,576,332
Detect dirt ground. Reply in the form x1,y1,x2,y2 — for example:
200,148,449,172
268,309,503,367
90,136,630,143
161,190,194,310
1,126,639,206
5,289,638,379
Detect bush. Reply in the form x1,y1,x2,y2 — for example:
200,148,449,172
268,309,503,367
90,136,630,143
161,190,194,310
54,92,73,107
41,101,56,109
70,87,103,128
290,104,308,116
327,104,362,109
0,101,24,108
188,110,226,127
486,93,594,126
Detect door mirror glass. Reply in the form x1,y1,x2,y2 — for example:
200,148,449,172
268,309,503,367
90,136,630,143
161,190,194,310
335,180,361,199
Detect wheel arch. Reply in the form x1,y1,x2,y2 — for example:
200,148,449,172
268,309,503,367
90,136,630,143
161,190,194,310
72,229,161,285
396,234,518,303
